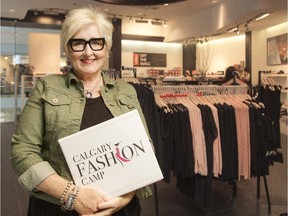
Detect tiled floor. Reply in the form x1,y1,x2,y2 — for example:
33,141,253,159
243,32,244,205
1,121,287,216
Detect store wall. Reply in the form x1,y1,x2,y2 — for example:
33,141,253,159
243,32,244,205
121,40,182,77
199,35,246,74
251,22,287,84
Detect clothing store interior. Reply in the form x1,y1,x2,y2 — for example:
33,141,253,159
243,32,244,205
1,0,287,215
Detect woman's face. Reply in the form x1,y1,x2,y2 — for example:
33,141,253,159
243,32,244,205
67,24,107,79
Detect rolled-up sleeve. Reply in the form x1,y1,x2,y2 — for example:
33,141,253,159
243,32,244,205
18,161,56,191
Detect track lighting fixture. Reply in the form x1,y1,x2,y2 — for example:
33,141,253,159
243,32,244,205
182,37,210,45
128,16,167,27
228,27,237,33
228,25,240,34
135,18,149,23
244,21,250,32
151,20,163,26
227,12,270,34
236,26,240,34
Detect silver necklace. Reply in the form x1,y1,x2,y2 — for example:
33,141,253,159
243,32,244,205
84,76,102,98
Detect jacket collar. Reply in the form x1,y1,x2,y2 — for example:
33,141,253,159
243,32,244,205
65,69,118,89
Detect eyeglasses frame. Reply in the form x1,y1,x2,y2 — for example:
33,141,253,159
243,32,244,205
67,38,106,52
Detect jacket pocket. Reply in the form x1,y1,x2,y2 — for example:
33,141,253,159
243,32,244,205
116,93,138,110
41,90,71,131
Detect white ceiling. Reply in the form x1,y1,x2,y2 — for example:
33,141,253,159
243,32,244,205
1,0,217,21
1,0,287,41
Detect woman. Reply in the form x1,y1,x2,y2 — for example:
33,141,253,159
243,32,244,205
10,6,150,216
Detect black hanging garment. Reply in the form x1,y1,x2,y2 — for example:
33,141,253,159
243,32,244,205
257,85,283,163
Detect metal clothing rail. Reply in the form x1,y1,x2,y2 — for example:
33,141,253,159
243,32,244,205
151,85,249,95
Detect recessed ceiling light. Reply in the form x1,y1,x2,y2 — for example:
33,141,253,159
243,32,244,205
9,9,15,12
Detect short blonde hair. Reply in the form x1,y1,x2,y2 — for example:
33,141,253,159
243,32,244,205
61,6,113,56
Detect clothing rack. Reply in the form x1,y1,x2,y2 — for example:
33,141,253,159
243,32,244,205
130,81,272,215
151,83,273,215
151,85,249,96
257,71,272,215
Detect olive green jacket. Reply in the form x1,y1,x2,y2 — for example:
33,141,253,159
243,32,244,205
10,71,152,204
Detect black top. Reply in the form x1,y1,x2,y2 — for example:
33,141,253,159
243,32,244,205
80,96,114,130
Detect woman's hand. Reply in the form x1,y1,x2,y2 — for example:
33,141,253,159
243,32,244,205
80,191,135,216
74,187,107,215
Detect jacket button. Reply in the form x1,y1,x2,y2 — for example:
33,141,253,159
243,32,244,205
53,98,58,103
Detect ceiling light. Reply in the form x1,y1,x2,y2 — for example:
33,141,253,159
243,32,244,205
255,12,270,21
228,27,237,33
135,18,149,23
151,20,162,26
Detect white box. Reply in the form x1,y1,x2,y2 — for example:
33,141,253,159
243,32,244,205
59,110,163,199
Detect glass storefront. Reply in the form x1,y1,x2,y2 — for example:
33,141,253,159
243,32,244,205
1,23,62,122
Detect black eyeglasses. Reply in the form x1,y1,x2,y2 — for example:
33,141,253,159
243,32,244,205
68,38,105,52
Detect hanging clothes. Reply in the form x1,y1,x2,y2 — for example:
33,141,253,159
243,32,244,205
120,83,276,207
257,81,283,163
214,102,238,181
128,83,164,168
151,84,276,206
